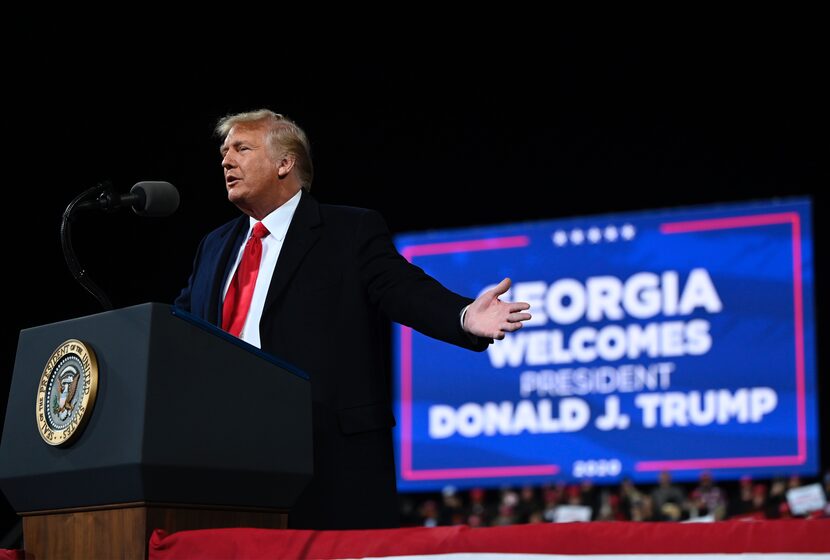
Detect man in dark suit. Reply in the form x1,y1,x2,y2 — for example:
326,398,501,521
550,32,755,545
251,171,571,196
175,109,531,530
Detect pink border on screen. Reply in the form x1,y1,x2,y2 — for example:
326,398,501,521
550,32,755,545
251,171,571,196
636,212,806,471
399,236,561,480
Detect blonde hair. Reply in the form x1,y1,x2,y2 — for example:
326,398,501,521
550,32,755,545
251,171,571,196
216,109,314,190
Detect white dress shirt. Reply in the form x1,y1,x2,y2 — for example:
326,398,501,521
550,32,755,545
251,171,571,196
222,190,302,348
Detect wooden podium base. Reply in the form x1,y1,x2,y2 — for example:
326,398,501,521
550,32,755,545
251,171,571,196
22,502,288,559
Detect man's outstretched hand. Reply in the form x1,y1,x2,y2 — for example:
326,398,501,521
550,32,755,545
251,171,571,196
463,278,531,340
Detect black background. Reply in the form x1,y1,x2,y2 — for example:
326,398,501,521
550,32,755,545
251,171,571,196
1,28,826,533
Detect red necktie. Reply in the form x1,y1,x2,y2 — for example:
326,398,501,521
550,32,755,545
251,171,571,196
222,222,270,336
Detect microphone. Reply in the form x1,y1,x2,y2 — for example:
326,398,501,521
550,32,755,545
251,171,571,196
62,180,181,310
75,181,180,217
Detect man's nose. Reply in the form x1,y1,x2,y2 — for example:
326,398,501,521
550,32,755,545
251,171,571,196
222,152,237,169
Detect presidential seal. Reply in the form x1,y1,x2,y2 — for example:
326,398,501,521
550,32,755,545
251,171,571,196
35,339,99,446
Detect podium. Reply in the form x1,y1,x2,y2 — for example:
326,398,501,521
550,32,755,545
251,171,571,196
0,303,312,559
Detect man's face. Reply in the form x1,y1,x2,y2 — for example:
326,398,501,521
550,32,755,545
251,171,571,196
220,124,279,211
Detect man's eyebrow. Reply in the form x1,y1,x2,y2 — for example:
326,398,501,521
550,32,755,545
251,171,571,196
220,139,252,156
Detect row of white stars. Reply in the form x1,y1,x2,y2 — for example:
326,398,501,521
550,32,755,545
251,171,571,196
552,224,636,246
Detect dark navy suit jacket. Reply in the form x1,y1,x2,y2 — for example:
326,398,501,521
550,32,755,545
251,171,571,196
175,190,488,529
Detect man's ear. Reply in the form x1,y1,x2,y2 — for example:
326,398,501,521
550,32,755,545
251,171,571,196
277,154,296,179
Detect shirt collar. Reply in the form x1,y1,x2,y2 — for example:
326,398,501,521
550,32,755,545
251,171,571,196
249,189,302,242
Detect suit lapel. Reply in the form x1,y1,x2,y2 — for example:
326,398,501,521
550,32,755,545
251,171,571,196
210,215,249,326
262,190,322,316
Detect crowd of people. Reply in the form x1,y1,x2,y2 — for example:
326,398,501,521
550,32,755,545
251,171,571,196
399,470,830,527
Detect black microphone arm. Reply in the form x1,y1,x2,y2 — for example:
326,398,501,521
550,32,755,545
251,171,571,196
61,180,180,310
